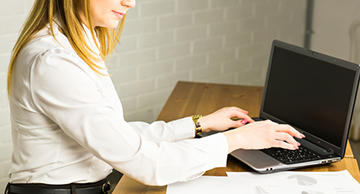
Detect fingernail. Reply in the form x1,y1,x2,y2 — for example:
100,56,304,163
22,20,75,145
240,119,247,125
293,145,299,149
300,134,306,138
297,142,301,146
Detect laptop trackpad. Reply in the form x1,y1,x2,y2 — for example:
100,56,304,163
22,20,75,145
231,149,281,169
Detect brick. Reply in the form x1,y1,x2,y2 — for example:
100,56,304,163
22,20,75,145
0,143,12,162
141,1,175,17
25,0,35,11
158,42,191,60
109,66,137,84
194,9,225,25
0,54,11,73
240,0,268,7
209,21,238,37
280,0,306,14
177,0,210,12
278,26,305,42
120,96,137,113
191,64,221,80
0,109,10,127
125,5,139,21
224,31,252,48
252,54,269,69
211,0,240,8
208,48,237,64
252,28,279,43
0,160,11,179
239,17,266,31
0,0,25,16
237,43,266,58
116,36,138,53
193,37,223,53
0,73,6,93
266,13,291,29
254,2,280,15
175,54,207,72
123,18,157,35
139,30,174,49
175,25,207,43
119,48,157,66
0,90,9,109
222,58,251,75
0,35,17,55
159,13,192,30
236,67,263,86
139,61,174,79
157,71,190,89
138,89,171,108
0,125,12,144
118,79,155,98
0,16,26,35
226,6,253,21
105,54,120,69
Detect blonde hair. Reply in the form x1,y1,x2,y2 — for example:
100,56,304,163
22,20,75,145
7,0,126,94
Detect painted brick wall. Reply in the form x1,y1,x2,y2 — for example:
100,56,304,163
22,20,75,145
0,0,35,190
0,0,306,190
110,0,306,123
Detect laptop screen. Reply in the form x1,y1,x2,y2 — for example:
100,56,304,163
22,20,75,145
262,42,358,148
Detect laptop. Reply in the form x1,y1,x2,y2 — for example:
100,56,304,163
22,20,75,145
225,40,360,173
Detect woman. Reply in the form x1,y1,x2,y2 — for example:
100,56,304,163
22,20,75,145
5,0,304,193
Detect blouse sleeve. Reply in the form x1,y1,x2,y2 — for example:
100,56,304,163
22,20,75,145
29,48,229,186
128,118,196,143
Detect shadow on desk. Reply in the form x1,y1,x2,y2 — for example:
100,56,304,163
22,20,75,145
107,170,123,194
350,139,360,168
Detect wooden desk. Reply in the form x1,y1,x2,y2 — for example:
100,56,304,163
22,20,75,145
113,81,360,194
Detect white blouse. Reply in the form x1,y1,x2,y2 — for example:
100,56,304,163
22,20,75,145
8,23,228,186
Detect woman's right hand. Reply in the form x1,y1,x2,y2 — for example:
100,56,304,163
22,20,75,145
223,120,305,153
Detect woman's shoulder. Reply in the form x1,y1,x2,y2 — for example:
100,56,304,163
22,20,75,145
16,25,85,70
23,26,74,58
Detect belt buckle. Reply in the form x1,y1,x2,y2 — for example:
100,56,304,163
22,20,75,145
102,180,111,193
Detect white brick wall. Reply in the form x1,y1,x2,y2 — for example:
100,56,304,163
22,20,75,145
0,0,35,190
114,0,306,122
0,0,306,191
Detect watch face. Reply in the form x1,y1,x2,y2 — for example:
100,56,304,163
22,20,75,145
193,115,202,120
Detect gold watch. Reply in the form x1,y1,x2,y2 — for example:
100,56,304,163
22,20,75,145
192,115,203,135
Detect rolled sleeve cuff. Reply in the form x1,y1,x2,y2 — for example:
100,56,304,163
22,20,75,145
203,133,228,168
168,117,195,141
184,133,229,181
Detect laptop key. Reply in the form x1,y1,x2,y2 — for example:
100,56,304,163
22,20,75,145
261,146,322,164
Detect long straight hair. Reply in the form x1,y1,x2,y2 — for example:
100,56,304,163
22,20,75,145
7,0,126,94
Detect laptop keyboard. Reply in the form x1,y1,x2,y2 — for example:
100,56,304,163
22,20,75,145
261,146,322,164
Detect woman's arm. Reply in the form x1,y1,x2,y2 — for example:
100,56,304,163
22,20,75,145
29,49,229,186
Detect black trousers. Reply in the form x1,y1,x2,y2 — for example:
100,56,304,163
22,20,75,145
4,178,110,194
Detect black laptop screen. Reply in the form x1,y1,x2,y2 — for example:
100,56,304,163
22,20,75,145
262,46,356,148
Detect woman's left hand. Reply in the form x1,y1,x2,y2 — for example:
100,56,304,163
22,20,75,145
199,107,255,133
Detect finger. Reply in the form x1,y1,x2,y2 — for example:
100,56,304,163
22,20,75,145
271,140,299,150
275,124,304,139
273,132,300,147
226,107,251,117
230,111,255,123
263,120,303,138
231,116,254,127
227,106,248,113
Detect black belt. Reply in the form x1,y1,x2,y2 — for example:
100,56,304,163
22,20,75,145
5,179,111,194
